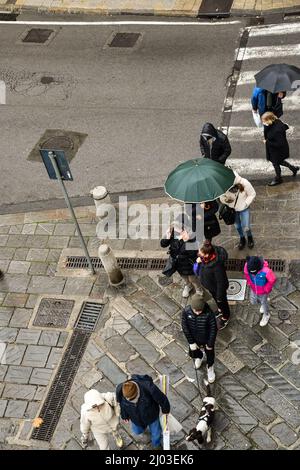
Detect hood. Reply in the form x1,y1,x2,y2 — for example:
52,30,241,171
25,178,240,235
201,122,218,139
84,389,105,409
247,256,265,274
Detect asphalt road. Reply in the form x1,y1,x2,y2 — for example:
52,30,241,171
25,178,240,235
0,13,244,211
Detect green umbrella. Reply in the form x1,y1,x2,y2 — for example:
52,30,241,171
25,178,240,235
164,158,235,203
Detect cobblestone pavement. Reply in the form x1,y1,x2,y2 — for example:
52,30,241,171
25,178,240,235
0,181,300,451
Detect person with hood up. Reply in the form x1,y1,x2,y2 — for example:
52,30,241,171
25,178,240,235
244,256,276,327
181,293,217,383
251,87,286,127
219,172,256,250
116,374,170,450
199,122,231,164
193,241,230,330
80,389,123,450
262,111,299,186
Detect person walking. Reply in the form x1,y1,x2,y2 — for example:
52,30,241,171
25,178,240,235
199,122,231,164
190,200,221,243
244,256,277,327
193,241,230,330
160,214,203,298
251,87,286,127
80,389,123,450
116,374,170,450
219,173,256,250
181,293,217,383
262,111,299,186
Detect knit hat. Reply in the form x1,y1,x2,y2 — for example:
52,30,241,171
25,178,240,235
247,256,264,274
122,381,138,401
191,293,205,312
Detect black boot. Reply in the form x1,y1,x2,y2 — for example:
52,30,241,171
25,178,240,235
268,178,282,186
238,236,246,250
292,166,299,177
247,234,254,249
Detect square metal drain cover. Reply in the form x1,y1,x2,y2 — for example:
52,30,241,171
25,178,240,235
23,29,54,44
27,129,87,162
109,32,141,48
33,298,75,328
227,279,247,301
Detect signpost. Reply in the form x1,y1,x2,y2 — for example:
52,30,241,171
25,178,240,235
40,149,95,275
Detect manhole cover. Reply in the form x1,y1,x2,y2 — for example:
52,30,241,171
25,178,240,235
40,76,54,85
33,298,75,328
23,29,53,44
278,311,290,320
227,279,247,301
109,32,141,48
27,129,87,162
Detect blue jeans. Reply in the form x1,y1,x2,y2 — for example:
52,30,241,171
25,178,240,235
131,417,162,447
249,289,269,314
235,208,252,238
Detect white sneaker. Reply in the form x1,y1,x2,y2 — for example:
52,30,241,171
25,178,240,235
207,366,215,384
182,284,193,298
259,313,270,327
259,305,265,314
194,358,203,369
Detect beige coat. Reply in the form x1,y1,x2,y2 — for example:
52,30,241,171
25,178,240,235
219,174,256,212
80,390,120,436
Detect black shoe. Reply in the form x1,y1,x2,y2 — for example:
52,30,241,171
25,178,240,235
217,317,229,330
292,166,299,177
268,178,282,186
238,237,246,250
247,235,254,249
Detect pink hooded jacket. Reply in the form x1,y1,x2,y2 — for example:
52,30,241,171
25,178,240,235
244,260,276,295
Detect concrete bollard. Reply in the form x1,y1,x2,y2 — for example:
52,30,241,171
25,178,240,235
90,186,111,213
98,244,124,286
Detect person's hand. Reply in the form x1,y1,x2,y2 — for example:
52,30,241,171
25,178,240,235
196,257,201,263
166,228,172,239
206,345,213,350
263,139,266,144
123,419,129,424
181,230,189,242
189,343,198,351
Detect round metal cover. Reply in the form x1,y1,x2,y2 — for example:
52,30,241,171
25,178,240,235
41,135,74,151
228,280,243,295
278,311,290,320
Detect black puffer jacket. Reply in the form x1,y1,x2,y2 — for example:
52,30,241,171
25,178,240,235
193,245,229,300
181,303,217,348
200,123,231,164
160,229,198,276
116,375,170,428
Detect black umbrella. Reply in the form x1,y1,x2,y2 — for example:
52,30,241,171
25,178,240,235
255,63,300,93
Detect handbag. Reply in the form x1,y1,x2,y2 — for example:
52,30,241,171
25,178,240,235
162,256,177,277
252,110,262,128
219,191,239,225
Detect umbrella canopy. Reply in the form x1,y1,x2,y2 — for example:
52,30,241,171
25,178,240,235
164,158,235,203
255,63,300,93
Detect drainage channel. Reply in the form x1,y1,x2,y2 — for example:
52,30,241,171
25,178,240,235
31,302,103,442
65,255,286,273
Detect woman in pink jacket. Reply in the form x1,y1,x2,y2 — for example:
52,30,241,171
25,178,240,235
244,256,276,327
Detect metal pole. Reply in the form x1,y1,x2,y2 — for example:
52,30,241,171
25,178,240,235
49,152,95,275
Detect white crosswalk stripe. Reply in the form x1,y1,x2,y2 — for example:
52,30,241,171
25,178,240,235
226,22,300,177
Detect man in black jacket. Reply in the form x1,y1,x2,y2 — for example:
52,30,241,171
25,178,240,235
116,374,170,450
181,294,217,383
200,122,231,165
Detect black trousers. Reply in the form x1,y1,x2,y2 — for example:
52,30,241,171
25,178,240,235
215,296,231,320
273,160,296,179
191,345,215,368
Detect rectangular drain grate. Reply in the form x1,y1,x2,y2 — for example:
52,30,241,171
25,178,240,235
109,32,141,48
66,256,286,272
75,302,104,332
31,329,90,441
22,28,53,43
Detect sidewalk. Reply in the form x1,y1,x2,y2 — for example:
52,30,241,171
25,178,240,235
0,0,300,17
0,180,300,450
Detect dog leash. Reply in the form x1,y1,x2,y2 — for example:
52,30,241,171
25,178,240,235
193,360,204,414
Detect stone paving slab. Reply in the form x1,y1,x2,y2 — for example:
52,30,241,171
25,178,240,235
270,422,298,447
250,427,277,450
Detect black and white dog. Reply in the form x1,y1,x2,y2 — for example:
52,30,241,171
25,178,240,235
185,380,216,445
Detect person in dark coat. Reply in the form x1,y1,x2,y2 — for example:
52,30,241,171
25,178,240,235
189,200,220,243
251,87,286,124
262,111,299,186
116,374,170,450
199,122,231,164
182,294,217,383
193,241,230,330
160,214,203,298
